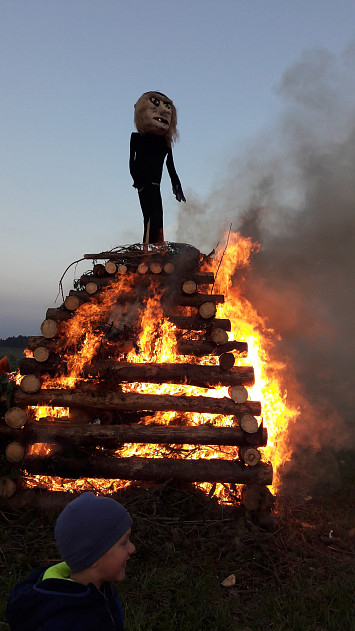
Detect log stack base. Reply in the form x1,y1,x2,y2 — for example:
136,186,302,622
1,242,274,507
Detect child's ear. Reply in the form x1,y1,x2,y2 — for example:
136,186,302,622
89,560,98,569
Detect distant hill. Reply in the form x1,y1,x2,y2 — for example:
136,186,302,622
0,335,30,348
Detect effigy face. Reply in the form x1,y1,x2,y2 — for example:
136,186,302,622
138,92,173,136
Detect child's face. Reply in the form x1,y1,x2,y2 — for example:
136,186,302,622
95,528,135,583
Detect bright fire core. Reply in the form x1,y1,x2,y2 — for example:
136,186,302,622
24,234,299,502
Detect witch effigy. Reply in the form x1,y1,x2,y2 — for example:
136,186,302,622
129,91,186,245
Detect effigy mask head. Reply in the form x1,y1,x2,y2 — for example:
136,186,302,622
134,91,179,144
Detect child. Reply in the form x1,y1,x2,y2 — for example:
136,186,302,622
130,90,186,244
6,492,135,631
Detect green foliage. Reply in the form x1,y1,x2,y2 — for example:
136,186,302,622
0,336,30,349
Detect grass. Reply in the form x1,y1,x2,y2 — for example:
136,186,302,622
1,453,354,631
0,346,354,628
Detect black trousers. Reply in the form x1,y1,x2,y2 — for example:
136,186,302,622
138,184,164,244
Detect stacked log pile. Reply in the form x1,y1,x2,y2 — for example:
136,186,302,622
0,243,272,503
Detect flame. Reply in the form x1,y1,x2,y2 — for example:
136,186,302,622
22,236,298,499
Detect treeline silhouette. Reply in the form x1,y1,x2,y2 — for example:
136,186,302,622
0,335,30,348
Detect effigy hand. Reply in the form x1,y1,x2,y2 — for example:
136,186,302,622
173,183,186,203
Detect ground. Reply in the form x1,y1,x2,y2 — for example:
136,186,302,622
0,451,354,631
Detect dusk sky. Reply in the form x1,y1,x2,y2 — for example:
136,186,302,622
1,0,355,337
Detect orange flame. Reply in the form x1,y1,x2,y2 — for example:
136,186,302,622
23,236,299,499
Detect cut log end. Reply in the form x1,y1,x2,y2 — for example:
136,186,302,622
164,262,175,274
5,407,27,429
5,442,25,463
85,282,98,295
105,261,117,275
210,327,229,345
137,263,148,274
117,264,128,274
20,374,41,394
228,385,248,403
240,414,259,434
0,477,17,498
64,295,81,311
150,262,162,274
40,319,58,339
182,280,197,295
33,347,50,363
198,301,217,319
239,447,261,466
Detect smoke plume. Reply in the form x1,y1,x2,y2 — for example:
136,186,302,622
177,45,355,495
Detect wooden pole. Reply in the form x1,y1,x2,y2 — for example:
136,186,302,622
167,316,231,331
24,455,273,484
7,388,262,416
176,340,248,357
0,422,268,448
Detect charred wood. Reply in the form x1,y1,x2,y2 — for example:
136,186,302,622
24,455,273,484
83,362,255,388
176,340,248,357
0,422,268,448
6,389,262,416
167,316,231,332
27,337,54,351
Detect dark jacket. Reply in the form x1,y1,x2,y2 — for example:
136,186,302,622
6,562,124,631
129,132,181,190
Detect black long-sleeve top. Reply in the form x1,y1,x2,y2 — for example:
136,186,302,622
129,132,182,190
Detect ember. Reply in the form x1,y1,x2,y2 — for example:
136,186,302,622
0,238,298,504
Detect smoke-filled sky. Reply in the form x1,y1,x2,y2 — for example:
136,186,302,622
1,0,355,338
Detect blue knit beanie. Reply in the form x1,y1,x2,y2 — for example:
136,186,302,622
54,492,132,573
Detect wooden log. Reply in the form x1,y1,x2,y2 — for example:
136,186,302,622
240,414,259,433
168,316,231,332
105,261,117,274
228,385,248,403
19,357,254,386
176,340,247,357
27,336,53,351
19,357,60,376
0,422,268,448
185,272,214,285
210,327,229,345
8,389,262,416
150,262,162,274
198,302,216,319
85,282,98,295
69,290,93,302
239,447,261,466
0,477,17,498
117,264,128,274
46,307,72,323
33,347,50,363
5,442,25,463
5,407,27,428
219,353,235,370
164,262,175,274
241,485,274,512
182,280,197,295
24,455,273,484
40,319,58,339
20,374,41,394
93,263,106,277
64,295,81,311
83,362,255,388
173,294,224,307
137,263,148,274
